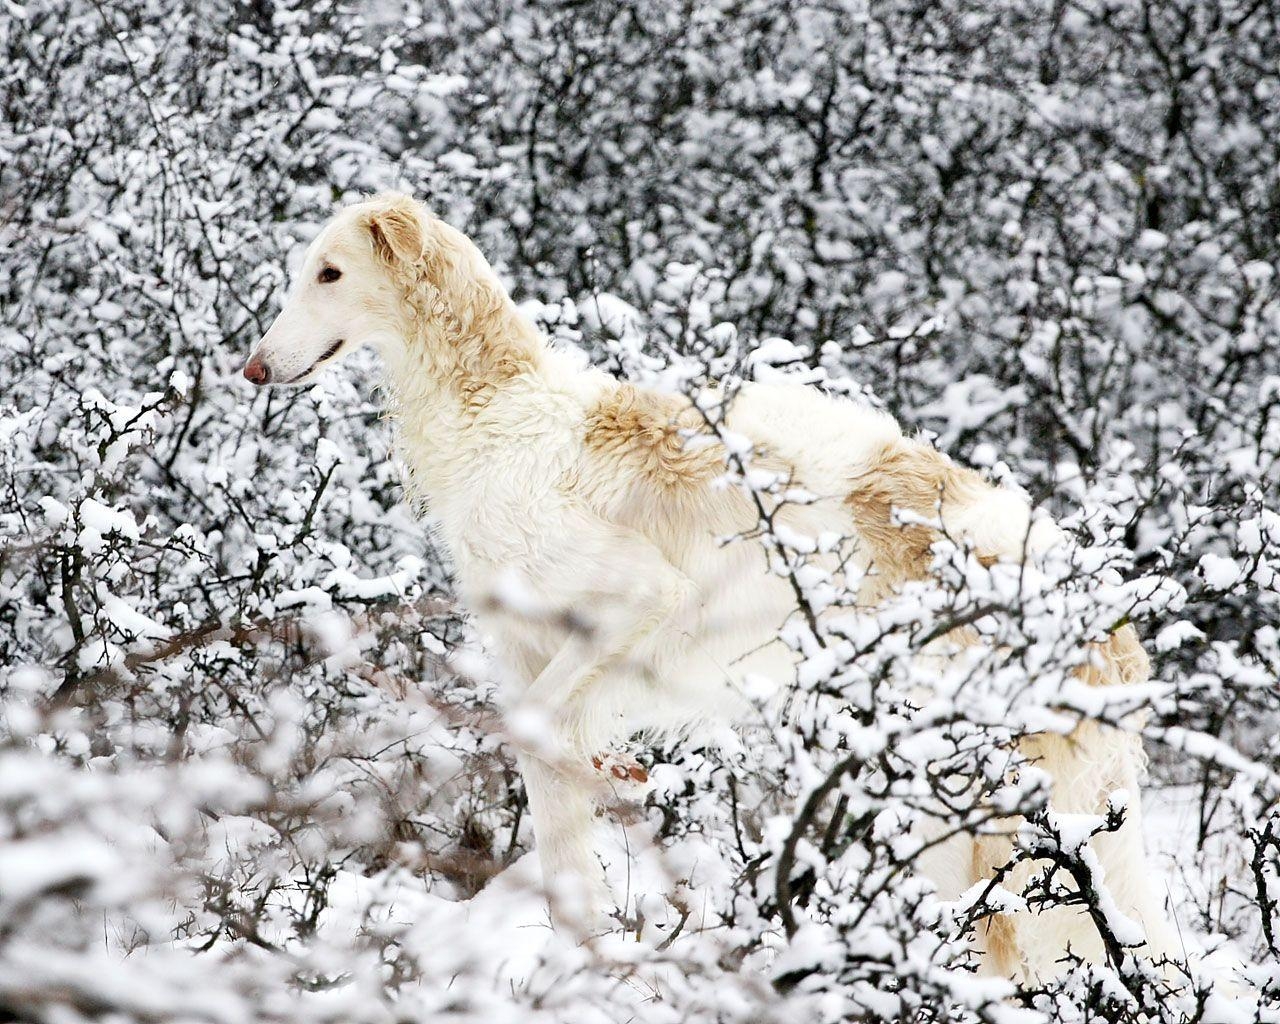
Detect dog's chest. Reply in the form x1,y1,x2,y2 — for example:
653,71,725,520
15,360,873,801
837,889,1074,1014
436,470,557,574
424,397,582,582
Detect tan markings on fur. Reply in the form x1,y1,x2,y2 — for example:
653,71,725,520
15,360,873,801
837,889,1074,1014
584,385,724,489
970,832,1023,975
1076,623,1149,688
368,199,426,266
981,915,1023,976
367,195,543,410
418,262,544,410
845,438,989,599
848,439,1154,978
845,441,1152,688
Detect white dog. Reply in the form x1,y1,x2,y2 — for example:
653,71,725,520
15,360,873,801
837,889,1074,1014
244,193,1174,980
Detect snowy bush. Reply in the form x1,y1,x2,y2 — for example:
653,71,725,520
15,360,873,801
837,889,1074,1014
1,0,1278,1021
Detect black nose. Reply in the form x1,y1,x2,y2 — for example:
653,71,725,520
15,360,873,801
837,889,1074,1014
243,359,271,385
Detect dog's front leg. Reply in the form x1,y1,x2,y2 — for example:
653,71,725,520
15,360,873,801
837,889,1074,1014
509,524,697,928
516,749,612,928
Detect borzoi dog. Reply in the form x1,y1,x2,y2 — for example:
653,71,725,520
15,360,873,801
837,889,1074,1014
243,193,1174,980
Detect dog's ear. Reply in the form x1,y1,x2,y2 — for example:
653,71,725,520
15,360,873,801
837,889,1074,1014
366,194,425,268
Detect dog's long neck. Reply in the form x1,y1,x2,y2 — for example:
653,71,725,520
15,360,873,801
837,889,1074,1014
379,236,558,515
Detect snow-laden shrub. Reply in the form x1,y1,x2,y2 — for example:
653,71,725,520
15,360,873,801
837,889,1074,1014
2,0,1278,1021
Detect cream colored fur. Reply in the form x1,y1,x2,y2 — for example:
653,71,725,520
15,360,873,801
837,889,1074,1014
246,193,1177,978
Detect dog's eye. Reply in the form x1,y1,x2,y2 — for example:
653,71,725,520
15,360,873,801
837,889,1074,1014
318,266,342,284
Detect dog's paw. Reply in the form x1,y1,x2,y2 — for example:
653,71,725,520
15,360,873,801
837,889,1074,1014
591,752,650,797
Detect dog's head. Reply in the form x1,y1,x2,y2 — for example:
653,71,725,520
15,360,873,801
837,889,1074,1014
243,193,428,388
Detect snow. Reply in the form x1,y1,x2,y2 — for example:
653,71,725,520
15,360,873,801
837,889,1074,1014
78,497,141,542
2,3,1278,1021
0,834,124,906
1199,552,1243,590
